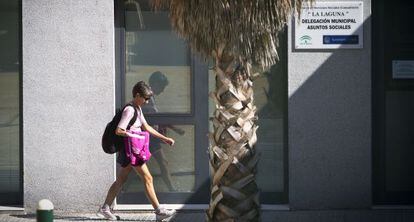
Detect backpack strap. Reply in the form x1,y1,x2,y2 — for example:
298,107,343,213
124,103,138,130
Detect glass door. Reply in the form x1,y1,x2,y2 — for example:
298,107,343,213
373,0,414,204
115,0,209,204
0,0,22,206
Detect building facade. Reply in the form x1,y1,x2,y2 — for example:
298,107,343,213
1,0,414,218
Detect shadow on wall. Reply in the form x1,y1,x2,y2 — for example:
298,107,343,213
288,15,372,209
113,3,373,215
116,15,373,212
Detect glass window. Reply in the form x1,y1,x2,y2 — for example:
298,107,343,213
124,5,191,114
0,0,21,205
254,66,286,194
385,91,414,191
116,1,210,204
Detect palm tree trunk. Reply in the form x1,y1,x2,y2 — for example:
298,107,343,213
207,51,261,222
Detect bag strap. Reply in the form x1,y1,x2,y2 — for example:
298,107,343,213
124,103,138,130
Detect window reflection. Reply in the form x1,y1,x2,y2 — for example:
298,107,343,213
124,8,191,114
126,67,191,114
0,0,21,205
120,1,196,198
122,125,195,193
255,64,286,193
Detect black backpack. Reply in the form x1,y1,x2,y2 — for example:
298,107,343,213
101,104,138,154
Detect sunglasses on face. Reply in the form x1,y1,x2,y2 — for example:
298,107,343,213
143,96,150,101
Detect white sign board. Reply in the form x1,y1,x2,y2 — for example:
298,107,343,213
295,1,364,49
393,60,414,79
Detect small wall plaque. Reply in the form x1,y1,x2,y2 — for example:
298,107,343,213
392,60,414,79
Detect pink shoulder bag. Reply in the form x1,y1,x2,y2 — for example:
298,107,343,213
124,131,151,166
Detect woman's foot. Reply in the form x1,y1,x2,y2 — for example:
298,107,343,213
155,207,176,221
96,205,118,220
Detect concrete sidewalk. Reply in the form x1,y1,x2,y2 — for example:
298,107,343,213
0,211,205,222
3,209,414,222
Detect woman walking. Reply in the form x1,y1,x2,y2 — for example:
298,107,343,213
97,81,176,221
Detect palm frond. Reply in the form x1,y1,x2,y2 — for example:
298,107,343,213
151,0,313,69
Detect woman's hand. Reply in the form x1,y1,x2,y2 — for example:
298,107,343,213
115,127,129,137
163,137,175,146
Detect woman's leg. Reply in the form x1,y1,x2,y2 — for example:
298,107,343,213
133,163,160,209
103,165,132,206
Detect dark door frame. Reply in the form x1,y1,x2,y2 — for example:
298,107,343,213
114,0,210,204
372,0,414,205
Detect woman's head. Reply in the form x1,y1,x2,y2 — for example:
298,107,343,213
132,81,153,99
149,71,169,95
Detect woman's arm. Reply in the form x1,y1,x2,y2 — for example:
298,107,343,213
116,106,135,137
115,127,129,137
142,122,175,146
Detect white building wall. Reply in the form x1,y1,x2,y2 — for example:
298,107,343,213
288,0,372,209
22,0,115,212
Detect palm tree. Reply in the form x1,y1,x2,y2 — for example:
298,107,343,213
150,0,312,221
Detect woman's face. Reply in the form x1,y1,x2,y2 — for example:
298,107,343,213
134,93,150,106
